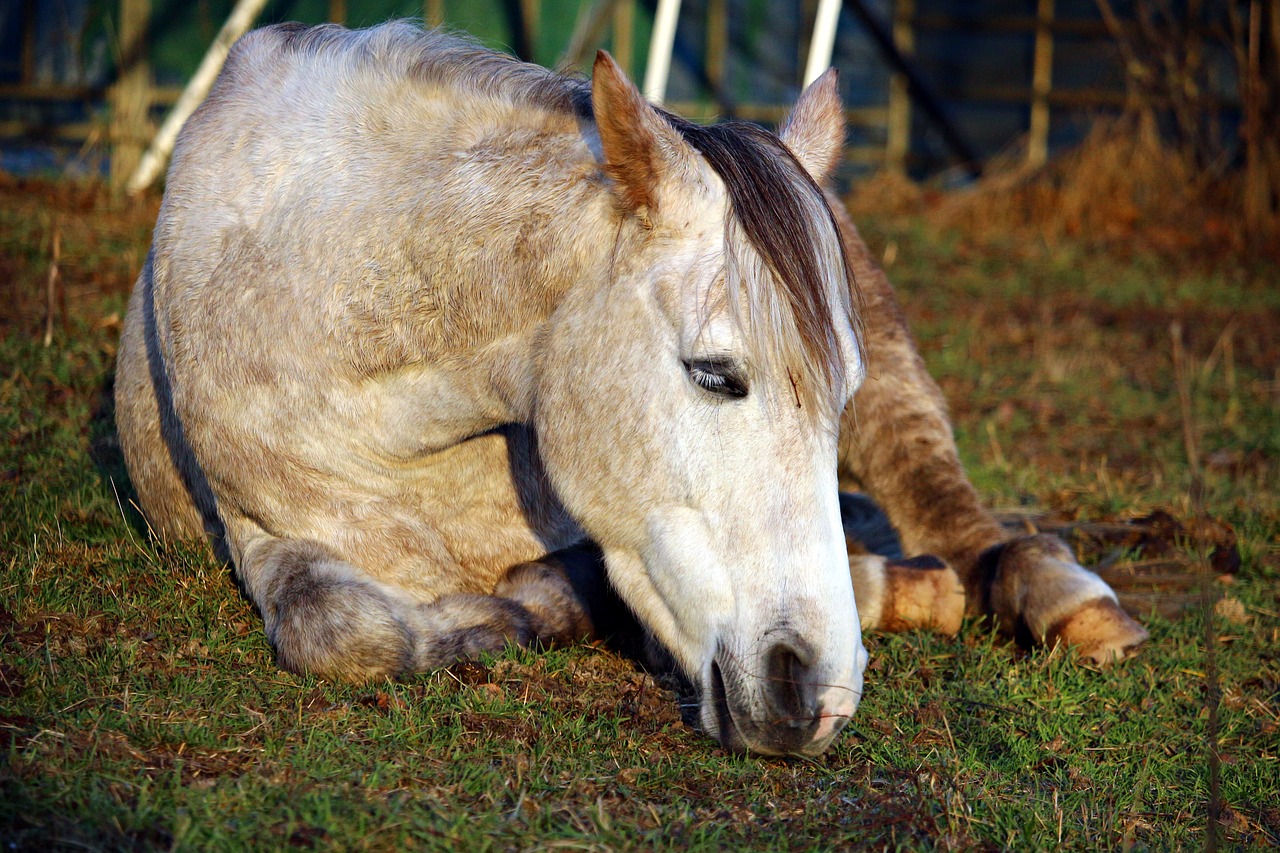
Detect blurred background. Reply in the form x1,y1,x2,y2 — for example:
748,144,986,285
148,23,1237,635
1,0,1275,253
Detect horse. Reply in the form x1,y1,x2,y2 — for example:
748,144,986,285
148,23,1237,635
114,21,1147,758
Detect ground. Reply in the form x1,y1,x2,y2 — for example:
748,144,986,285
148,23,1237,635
1,173,1277,850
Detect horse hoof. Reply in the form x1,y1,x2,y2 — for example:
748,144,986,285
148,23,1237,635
1046,597,1149,664
882,556,966,635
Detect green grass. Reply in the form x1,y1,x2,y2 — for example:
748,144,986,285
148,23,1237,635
2,179,1278,849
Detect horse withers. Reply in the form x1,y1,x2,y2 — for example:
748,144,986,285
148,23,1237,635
116,22,1147,759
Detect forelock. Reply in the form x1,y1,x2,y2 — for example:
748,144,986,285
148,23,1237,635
661,115,860,419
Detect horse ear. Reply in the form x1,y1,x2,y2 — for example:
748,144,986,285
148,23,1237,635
779,69,845,185
592,50,685,222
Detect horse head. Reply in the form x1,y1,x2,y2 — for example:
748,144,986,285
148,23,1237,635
537,55,866,756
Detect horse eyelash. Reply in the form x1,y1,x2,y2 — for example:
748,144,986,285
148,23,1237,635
684,360,749,398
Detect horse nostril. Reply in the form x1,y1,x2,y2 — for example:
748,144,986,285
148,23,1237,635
764,640,818,729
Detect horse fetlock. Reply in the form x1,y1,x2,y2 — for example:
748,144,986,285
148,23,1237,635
409,593,540,669
1045,597,1150,665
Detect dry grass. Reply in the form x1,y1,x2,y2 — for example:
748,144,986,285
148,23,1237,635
851,114,1277,263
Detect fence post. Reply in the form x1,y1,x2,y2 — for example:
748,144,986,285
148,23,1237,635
612,1,634,76
886,0,914,173
109,0,151,195
425,0,444,27
1027,0,1055,167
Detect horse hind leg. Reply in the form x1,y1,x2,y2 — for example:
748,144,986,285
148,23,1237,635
244,538,594,680
848,550,966,636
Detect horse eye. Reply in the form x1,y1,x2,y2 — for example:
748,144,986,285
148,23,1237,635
684,359,748,399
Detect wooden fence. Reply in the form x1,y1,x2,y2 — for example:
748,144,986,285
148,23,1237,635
0,0,1231,191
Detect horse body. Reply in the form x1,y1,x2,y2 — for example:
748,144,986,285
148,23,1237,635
118,22,865,756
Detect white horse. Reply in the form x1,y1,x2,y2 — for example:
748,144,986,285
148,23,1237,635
115,21,1147,758
116,22,866,756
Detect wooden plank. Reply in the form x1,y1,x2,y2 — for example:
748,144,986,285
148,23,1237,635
0,82,179,102
946,84,1237,111
1027,0,1054,167
0,120,102,141
911,13,1107,38
665,101,888,126
109,0,151,195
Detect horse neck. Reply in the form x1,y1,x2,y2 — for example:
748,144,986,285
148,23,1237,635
327,98,622,392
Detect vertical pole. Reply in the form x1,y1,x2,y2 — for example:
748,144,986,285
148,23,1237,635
425,0,444,27
328,0,346,24
802,0,841,86
1027,0,1055,167
519,0,540,61
613,0,635,76
643,0,681,103
110,0,151,196
886,0,914,173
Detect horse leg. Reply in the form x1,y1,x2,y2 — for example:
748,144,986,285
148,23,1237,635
240,536,592,680
831,201,1148,662
494,556,595,646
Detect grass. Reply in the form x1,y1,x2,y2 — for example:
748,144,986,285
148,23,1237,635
2,174,1278,850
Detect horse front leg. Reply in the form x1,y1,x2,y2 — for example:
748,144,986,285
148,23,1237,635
236,535,596,681
832,206,1147,662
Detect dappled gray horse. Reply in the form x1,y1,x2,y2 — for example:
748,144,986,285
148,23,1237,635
115,22,1146,758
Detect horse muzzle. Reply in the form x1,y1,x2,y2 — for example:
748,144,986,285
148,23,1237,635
705,633,864,757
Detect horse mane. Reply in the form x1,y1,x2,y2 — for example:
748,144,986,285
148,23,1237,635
263,21,858,415
267,20,592,116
